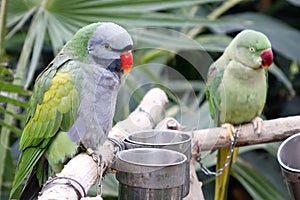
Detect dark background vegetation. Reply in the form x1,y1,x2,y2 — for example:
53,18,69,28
1,0,300,199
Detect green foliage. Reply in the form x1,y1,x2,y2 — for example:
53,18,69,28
2,0,300,199
232,161,285,200
0,67,29,198
6,0,224,88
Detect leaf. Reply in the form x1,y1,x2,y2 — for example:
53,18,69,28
0,82,28,95
286,0,300,6
24,9,47,88
195,34,232,52
87,174,119,197
102,174,119,197
0,106,26,121
46,13,75,54
6,8,36,39
268,63,295,97
0,119,22,136
47,0,223,14
130,27,205,51
232,161,286,200
261,142,280,157
0,67,12,75
0,95,28,108
6,0,36,27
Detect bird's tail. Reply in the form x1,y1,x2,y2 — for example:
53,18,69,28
10,148,46,200
214,147,239,200
19,170,41,200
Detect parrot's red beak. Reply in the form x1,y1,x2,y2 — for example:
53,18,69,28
260,48,273,69
120,51,133,75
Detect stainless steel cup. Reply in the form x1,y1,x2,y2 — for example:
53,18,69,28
114,148,187,200
124,130,191,197
277,133,300,200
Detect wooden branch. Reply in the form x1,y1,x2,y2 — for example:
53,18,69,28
38,86,300,199
38,88,169,199
38,154,99,200
193,115,300,152
109,88,168,140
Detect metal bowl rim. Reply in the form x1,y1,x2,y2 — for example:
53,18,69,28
126,130,191,146
117,148,187,167
277,132,300,173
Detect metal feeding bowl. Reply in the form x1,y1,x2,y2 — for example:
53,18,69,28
277,133,300,200
114,148,187,200
124,130,191,197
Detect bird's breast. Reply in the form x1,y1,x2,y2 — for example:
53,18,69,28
218,64,267,124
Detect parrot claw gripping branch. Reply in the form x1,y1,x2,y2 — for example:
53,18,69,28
198,125,240,177
80,145,105,196
204,29,273,200
10,22,133,200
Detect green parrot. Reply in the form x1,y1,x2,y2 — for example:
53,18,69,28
10,22,133,200
206,29,273,200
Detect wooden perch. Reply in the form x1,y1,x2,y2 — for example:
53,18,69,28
193,115,300,152
108,87,169,140
38,153,99,200
38,86,300,199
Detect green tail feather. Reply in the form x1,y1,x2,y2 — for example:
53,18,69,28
10,147,45,199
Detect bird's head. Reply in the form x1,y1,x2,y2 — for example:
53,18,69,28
228,29,273,70
87,22,133,78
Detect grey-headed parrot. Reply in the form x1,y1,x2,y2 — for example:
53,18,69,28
10,22,133,199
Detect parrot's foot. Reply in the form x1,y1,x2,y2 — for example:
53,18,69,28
198,124,240,177
222,123,238,142
85,148,104,196
252,116,263,136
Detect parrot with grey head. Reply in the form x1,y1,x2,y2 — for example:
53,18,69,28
10,22,133,200
206,29,273,200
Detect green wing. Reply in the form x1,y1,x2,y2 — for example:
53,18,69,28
10,55,82,199
206,63,225,127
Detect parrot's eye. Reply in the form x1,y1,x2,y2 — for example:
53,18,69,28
249,47,256,53
103,43,110,49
